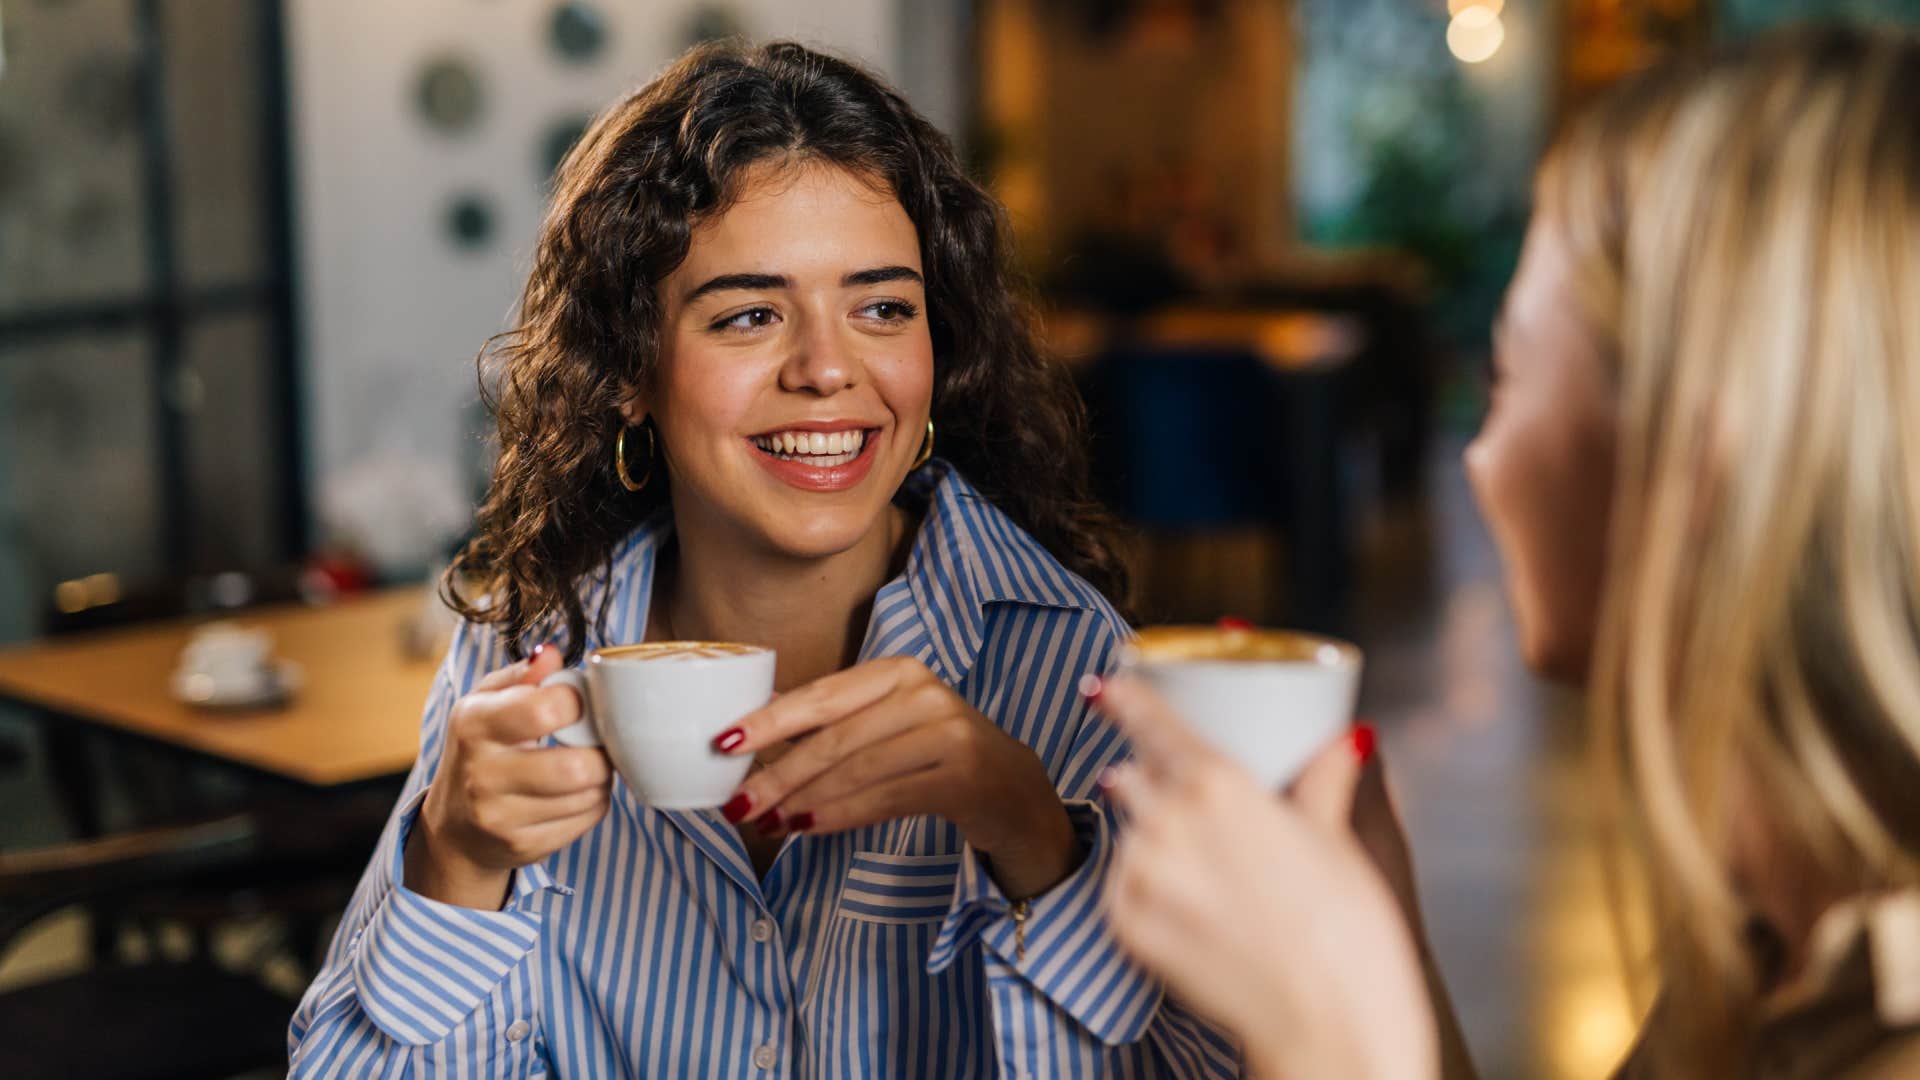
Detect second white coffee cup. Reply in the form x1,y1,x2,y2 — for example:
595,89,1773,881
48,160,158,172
541,642,775,810
1122,625,1362,789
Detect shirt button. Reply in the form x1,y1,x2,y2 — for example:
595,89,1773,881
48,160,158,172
751,918,774,943
753,1044,778,1069
506,1020,531,1042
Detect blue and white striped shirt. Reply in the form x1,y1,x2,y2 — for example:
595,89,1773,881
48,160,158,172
289,464,1240,1078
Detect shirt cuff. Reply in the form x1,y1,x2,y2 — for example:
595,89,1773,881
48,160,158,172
350,788,571,1045
927,799,1166,1045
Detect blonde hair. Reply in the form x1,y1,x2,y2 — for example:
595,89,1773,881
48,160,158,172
1542,26,1920,1070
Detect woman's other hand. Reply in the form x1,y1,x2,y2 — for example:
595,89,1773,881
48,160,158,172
1096,674,1440,1080
406,645,614,910
715,656,1080,900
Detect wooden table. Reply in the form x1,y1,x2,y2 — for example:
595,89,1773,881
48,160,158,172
0,587,439,787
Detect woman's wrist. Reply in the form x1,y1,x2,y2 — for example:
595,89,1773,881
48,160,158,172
975,796,1081,901
403,814,513,911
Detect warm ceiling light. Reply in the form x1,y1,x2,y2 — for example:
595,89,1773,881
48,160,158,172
1448,0,1504,15
1447,5,1506,64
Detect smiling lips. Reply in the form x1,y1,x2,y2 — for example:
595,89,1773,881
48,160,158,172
751,428,868,465
748,425,881,492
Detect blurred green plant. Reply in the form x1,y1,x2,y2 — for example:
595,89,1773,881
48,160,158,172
1296,0,1529,352
1722,0,1920,32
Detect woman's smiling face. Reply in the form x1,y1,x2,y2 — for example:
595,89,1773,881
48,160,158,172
634,159,935,560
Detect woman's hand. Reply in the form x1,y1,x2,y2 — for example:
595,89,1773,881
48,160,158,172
406,645,613,910
1096,674,1440,1080
716,656,1080,900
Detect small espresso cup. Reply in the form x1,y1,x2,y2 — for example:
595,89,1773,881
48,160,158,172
540,642,775,810
1120,624,1363,788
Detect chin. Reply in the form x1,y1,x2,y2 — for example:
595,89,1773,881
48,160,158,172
757,501,890,561
1519,623,1593,687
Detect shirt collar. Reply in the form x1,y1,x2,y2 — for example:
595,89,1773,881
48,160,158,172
603,460,1099,682
900,460,1100,683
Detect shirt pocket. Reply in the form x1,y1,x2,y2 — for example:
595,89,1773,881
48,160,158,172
838,851,961,924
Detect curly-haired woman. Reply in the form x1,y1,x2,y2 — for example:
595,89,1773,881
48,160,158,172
288,40,1234,1078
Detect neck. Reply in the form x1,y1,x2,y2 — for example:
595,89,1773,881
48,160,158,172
653,501,916,692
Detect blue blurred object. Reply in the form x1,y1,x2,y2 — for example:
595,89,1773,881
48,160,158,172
1090,346,1287,529
1082,341,1350,630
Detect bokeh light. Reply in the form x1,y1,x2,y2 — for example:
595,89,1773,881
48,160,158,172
1447,4,1506,64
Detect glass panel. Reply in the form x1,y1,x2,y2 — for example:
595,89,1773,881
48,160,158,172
181,311,278,570
0,0,149,316
161,0,268,290
0,331,165,600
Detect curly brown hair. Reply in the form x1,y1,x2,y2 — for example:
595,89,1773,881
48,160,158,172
446,40,1131,661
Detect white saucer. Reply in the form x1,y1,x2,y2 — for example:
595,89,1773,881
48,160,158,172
171,659,304,710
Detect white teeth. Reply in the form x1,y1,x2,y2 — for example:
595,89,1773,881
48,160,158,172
752,428,869,464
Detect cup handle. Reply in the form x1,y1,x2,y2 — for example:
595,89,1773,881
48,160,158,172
540,668,600,747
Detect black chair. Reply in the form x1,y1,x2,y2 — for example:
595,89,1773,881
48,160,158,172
0,814,297,1079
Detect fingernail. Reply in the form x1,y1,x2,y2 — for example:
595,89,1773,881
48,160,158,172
756,809,784,835
1217,616,1254,632
721,792,752,823
530,643,549,662
713,727,746,753
788,811,815,832
1097,766,1119,792
1078,673,1105,703
1351,723,1377,764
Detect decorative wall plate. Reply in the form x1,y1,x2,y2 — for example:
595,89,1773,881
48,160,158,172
416,56,483,134
445,192,495,250
549,3,608,64
685,4,746,47
539,113,592,187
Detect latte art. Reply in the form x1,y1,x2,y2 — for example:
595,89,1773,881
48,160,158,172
1127,625,1357,667
596,641,769,662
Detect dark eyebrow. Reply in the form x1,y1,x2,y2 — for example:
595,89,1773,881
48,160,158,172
683,266,922,304
684,273,788,304
842,266,923,288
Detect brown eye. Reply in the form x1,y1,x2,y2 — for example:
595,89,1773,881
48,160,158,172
714,307,779,332
858,300,918,322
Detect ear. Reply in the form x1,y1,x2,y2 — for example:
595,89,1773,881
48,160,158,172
616,392,648,427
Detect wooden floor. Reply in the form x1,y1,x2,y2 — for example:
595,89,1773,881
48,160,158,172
0,441,1641,1077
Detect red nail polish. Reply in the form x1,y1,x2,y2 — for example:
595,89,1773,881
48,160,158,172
713,727,746,753
788,811,814,832
1217,616,1254,632
756,808,784,834
720,793,752,823
1351,723,1377,764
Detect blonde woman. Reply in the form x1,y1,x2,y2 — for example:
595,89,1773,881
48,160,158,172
1091,26,1920,1079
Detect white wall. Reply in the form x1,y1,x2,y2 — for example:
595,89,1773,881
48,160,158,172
286,1,909,564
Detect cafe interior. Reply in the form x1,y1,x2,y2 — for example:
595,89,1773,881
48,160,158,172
2,1,1917,1077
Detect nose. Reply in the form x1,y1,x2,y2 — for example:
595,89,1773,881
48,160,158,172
779,311,864,396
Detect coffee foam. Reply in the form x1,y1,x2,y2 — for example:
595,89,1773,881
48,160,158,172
594,641,769,662
1127,625,1356,666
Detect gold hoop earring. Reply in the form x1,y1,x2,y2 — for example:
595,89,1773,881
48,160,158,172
615,423,654,492
911,419,934,471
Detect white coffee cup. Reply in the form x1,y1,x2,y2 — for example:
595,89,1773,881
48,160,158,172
540,641,775,810
1121,624,1363,788
180,623,275,699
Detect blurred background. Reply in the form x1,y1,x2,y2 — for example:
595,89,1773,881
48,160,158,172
2,1,1919,1077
